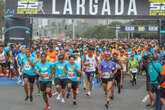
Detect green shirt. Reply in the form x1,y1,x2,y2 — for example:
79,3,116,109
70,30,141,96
128,60,138,69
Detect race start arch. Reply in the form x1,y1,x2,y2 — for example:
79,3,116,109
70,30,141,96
5,0,165,46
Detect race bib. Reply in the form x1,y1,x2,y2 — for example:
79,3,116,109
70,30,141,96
88,63,94,70
41,72,49,79
131,68,138,73
68,72,75,78
24,64,31,70
10,64,14,69
103,72,111,79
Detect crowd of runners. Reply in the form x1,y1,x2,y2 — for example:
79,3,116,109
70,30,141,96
0,39,165,110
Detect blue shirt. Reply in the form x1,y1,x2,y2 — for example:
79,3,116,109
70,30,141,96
65,63,80,82
22,56,35,76
32,52,36,58
148,61,162,84
69,48,73,55
4,47,10,53
17,53,26,65
99,61,116,78
35,61,53,82
54,61,68,79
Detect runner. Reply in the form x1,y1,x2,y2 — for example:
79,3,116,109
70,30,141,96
33,49,41,95
0,44,7,77
16,47,26,85
34,52,53,110
83,47,98,96
112,53,122,95
128,55,139,86
53,55,68,103
99,53,117,108
74,50,83,93
21,49,36,102
65,55,81,105
118,51,128,88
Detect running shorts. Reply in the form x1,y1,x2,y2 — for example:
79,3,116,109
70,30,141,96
40,81,52,92
23,74,35,84
55,78,67,89
102,78,114,84
67,79,78,91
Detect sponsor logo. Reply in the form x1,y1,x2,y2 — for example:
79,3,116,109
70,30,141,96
17,0,43,14
149,0,165,16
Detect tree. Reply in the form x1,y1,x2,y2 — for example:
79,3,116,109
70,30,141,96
0,0,5,39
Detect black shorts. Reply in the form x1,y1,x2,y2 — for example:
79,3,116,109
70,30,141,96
67,79,78,91
55,78,67,89
40,81,52,92
160,88,165,98
114,72,121,83
23,74,35,84
95,67,99,75
102,78,113,84
146,80,153,92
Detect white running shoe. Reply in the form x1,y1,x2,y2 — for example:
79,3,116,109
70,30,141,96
56,94,61,101
86,91,91,96
61,98,65,103
16,80,21,84
53,92,58,96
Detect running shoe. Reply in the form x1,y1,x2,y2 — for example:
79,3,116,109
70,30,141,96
61,98,65,103
24,96,29,101
37,90,42,96
73,101,77,105
45,104,51,110
30,96,33,102
105,101,110,108
56,94,61,101
86,91,91,96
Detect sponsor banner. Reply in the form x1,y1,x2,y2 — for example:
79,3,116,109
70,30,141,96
118,25,159,33
5,0,165,18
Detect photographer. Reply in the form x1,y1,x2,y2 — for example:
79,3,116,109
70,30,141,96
142,55,155,107
147,54,162,110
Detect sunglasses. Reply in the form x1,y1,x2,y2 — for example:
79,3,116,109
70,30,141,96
105,54,110,57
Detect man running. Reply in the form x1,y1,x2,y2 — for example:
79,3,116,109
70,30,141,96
83,47,98,96
34,53,53,110
99,53,117,108
128,55,139,86
118,51,128,87
21,49,36,102
53,55,68,103
33,49,41,95
65,55,81,105
16,47,26,85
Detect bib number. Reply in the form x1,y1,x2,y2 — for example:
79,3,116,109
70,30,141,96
68,72,75,78
41,72,49,79
10,64,14,69
24,64,31,70
103,72,111,79
131,68,138,73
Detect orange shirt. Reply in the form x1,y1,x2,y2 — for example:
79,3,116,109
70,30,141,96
161,64,165,88
47,51,57,63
